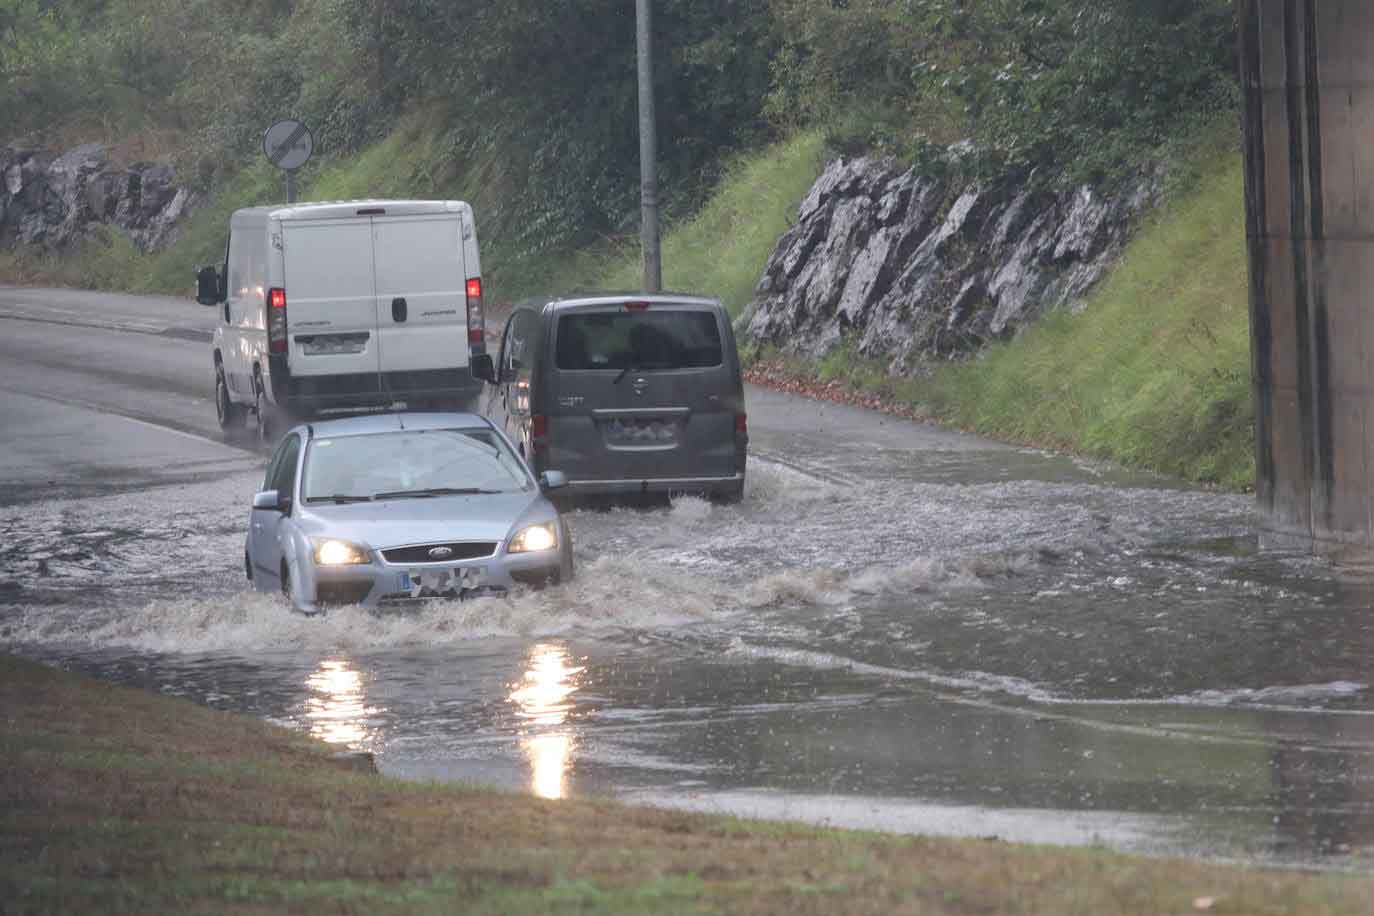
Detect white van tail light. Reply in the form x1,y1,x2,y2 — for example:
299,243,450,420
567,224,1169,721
268,287,287,354
465,277,485,349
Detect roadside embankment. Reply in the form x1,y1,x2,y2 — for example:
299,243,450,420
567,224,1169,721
3,653,1372,915
569,131,1252,490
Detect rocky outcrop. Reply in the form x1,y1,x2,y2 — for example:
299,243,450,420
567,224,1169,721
1,143,196,253
745,155,1158,369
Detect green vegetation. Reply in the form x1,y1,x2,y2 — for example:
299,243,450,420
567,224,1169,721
766,0,1236,185
2,0,777,267
6,652,1372,915
544,132,827,313
3,0,1239,274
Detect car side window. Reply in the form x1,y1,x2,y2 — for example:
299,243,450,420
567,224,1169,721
262,438,288,490
269,434,301,499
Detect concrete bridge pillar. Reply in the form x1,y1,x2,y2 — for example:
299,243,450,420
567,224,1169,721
1240,0,1374,558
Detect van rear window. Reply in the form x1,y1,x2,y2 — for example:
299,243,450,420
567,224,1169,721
556,310,722,371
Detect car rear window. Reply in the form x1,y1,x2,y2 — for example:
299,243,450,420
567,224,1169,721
555,310,722,371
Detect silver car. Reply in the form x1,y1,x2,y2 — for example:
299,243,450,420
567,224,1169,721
245,413,574,613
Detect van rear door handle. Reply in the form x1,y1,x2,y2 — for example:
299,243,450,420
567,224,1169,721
391,297,407,322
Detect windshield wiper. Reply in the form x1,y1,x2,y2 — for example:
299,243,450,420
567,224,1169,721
372,487,503,500
612,364,640,384
306,494,372,504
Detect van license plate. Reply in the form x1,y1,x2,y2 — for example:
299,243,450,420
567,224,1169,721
602,418,681,446
301,333,368,355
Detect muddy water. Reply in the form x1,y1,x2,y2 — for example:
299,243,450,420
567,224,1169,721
4,428,1374,871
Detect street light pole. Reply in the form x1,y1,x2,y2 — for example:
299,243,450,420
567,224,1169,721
636,0,662,293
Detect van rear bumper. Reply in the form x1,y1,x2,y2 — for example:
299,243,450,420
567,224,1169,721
563,473,745,497
269,365,482,410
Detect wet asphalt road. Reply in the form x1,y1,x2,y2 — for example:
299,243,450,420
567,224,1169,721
3,286,1374,871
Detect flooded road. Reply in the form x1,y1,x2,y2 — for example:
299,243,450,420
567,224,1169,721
3,289,1374,872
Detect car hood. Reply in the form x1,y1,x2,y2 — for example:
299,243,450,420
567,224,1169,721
296,491,552,549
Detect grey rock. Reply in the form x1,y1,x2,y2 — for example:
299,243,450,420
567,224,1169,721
1,140,196,254
745,149,1158,371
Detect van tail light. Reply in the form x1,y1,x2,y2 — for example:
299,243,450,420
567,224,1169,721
735,411,748,436
530,414,549,452
465,277,485,350
624,300,650,311
267,287,287,354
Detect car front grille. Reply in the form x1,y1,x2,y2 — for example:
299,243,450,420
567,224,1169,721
381,542,498,565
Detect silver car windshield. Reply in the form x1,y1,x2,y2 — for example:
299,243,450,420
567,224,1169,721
303,429,532,502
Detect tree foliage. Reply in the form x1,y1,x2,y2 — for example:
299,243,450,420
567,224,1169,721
1,0,1237,256
769,0,1237,183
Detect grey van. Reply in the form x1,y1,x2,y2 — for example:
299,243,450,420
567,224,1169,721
472,293,747,501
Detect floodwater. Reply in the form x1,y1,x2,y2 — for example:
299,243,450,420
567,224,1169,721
4,411,1374,872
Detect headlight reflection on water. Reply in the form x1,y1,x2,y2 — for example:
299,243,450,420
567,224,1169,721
509,643,584,799
305,658,377,748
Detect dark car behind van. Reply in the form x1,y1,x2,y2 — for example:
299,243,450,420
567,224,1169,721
474,293,747,501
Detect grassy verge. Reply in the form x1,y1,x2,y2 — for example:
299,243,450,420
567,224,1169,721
4,653,1373,915
921,151,1253,489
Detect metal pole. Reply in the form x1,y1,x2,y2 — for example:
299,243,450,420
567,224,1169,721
285,170,297,204
636,0,662,293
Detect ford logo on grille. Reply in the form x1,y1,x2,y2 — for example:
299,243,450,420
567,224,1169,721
428,546,454,560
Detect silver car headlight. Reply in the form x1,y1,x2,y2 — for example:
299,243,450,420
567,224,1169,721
312,538,371,566
508,522,558,553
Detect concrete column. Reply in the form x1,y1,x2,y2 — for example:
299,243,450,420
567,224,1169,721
1240,0,1374,559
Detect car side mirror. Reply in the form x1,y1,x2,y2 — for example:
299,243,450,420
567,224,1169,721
196,266,222,305
470,353,496,384
538,470,567,491
252,489,289,512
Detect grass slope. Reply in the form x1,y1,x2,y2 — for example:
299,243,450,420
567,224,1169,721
922,153,1253,488
5,652,1373,915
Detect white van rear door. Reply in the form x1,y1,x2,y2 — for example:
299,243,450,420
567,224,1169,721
372,213,468,373
281,218,380,378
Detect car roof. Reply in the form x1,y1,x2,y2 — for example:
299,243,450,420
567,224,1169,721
518,291,722,313
304,412,491,439
232,200,470,223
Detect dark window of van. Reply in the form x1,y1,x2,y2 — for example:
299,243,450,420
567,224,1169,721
556,311,722,371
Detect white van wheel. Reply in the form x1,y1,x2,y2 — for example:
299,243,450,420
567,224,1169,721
215,368,246,430
255,387,278,445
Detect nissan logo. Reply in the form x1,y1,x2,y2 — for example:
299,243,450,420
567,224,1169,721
428,546,454,560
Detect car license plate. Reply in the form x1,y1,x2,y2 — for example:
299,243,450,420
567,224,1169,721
400,568,486,597
601,417,681,446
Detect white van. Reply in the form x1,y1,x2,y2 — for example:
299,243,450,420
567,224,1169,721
196,199,485,438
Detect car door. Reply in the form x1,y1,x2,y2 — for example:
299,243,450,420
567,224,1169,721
372,213,468,377
249,432,302,585
280,219,381,383
221,232,249,398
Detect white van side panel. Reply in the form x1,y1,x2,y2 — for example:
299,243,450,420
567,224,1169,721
221,214,270,401
281,219,380,378
372,213,469,372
